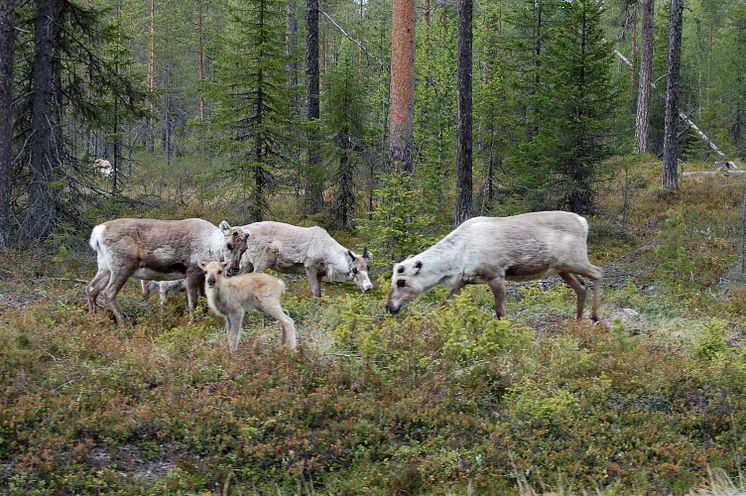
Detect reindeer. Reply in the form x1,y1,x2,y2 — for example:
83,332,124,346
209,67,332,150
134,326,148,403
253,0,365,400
94,158,112,178
219,221,373,297
386,211,603,321
140,279,187,307
200,261,297,352
86,218,226,324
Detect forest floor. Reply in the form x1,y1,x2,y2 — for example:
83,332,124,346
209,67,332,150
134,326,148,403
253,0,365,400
1,158,745,494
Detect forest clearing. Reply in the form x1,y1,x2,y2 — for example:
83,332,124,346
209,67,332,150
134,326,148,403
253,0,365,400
1,0,746,494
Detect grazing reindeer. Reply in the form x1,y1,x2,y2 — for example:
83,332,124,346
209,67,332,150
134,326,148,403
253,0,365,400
140,279,188,307
86,218,226,324
200,261,297,352
219,221,373,297
386,211,603,321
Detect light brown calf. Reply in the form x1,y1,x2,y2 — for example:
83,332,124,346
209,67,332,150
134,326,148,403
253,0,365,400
200,261,296,353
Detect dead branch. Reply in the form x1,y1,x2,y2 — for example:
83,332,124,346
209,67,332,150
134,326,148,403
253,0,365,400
319,11,385,70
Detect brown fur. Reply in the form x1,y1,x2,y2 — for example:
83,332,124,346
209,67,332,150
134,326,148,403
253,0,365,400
86,218,224,325
201,261,296,353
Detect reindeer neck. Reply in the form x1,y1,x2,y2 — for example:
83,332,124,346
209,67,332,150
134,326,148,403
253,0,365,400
418,240,465,289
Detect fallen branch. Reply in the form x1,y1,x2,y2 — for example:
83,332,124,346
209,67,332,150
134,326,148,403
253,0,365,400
682,170,746,176
612,47,726,157
44,276,89,284
319,10,385,70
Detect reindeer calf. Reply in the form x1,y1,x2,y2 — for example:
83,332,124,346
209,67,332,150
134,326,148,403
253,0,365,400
200,261,296,353
140,279,187,307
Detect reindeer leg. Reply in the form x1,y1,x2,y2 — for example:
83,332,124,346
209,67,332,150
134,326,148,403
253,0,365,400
488,278,506,319
305,267,321,297
185,267,204,320
99,267,134,326
262,302,297,349
86,269,110,313
575,265,603,322
446,281,466,300
560,273,587,320
228,311,244,353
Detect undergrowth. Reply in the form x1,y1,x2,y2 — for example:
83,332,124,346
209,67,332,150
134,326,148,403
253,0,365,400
0,158,744,494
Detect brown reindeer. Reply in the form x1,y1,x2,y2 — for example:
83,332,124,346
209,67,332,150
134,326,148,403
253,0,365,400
86,218,226,324
201,261,296,352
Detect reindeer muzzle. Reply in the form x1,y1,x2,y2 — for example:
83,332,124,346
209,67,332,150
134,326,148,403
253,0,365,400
384,304,399,315
226,267,240,277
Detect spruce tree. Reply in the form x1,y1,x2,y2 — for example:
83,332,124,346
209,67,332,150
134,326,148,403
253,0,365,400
209,0,293,221
325,43,366,230
521,0,618,212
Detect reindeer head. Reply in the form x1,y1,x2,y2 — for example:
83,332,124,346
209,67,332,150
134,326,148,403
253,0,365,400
346,247,373,292
385,256,425,314
200,261,225,289
219,221,251,276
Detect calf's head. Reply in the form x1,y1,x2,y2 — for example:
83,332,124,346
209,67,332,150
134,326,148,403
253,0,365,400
219,221,251,276
385,257,425,315
347,247,373,292
200,261,225,288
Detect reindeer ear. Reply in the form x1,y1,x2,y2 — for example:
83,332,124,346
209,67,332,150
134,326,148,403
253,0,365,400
363,247,372,260
219,220,232,234
219,262,226,269
414,261,423,275
347,249,355,260
242,228,251,239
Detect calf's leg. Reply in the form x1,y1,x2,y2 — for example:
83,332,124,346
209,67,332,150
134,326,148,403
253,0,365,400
226,311,244,353
261,301,297,349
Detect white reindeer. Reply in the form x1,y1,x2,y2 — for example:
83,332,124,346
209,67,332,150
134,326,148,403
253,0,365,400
94,158,112,178
201,261,297,353
385,211,603,321
86,218,226,324
219,221,373,297
140,279,187,307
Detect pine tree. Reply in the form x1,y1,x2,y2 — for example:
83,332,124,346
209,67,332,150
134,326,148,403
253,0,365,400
662,0,683,190
209,0,293,222
521,0,618,212
325,42,366,230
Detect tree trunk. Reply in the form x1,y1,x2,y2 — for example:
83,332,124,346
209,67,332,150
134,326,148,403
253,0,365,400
634,0,653,153
148,0,155,153
25,0,61,240
662,0,683,190
387,0,416,174
0,0,14,246
197,0,206,124
305,0,323,212
455,0,473,225
629,0,638,102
